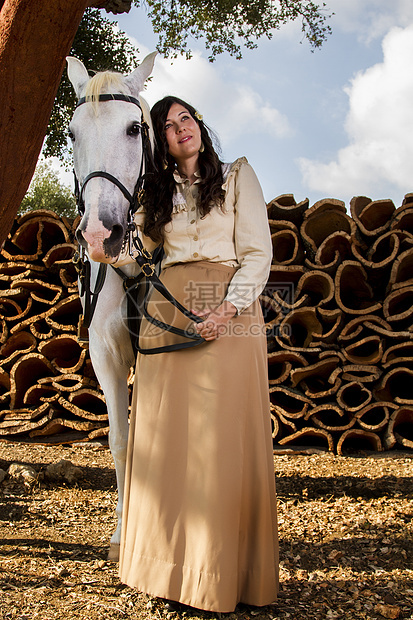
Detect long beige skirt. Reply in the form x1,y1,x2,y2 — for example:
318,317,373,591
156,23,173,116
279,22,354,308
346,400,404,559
119,261,279,612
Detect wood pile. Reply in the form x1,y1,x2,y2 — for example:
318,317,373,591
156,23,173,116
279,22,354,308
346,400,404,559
1,197,413,454
0,210,109,444
263,193,413,454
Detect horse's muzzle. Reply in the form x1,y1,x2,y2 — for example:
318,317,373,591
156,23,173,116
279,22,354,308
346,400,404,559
77,218,126,262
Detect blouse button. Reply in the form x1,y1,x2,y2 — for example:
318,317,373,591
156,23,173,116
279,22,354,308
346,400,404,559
190,219,196,224
193,236,198,241
193,252,199,258
191,207,196,211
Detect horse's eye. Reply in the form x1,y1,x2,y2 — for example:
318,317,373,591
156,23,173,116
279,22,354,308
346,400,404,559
68,129,75,141
127,122,141,136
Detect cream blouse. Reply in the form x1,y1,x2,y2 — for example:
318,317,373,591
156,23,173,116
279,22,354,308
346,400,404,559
113,157,272,314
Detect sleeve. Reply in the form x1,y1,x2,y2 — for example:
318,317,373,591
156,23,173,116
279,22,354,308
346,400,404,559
111,209,159,267
224,161,272,314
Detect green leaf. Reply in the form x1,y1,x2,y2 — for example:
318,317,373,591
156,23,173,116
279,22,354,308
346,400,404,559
19,160,77,219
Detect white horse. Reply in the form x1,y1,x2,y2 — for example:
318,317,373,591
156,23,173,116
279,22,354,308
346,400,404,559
67,52,157,560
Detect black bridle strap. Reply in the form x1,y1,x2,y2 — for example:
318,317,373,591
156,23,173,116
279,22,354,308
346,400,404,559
79,170,135,207
76,93,142,109
81,262,108,330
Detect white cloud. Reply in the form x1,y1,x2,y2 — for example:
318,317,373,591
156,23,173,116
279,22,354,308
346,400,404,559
54,39,290,190
328,0,413,43
140,49,292,148
298,24,413,200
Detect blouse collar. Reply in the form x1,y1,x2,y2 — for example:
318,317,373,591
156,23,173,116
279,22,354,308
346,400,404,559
173,168,202,185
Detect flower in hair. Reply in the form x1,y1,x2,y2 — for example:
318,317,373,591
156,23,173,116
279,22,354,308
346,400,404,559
194,110,203,121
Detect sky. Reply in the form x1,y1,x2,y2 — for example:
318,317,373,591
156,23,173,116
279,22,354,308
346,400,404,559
56,0,413,209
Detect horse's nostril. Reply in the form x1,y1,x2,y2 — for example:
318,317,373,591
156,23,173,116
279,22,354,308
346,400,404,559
111,224,125,243
102,223,126,258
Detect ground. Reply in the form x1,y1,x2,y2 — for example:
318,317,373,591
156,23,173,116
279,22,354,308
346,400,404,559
0,442,412,620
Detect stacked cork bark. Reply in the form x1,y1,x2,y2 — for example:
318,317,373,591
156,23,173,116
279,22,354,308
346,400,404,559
264,193,413,454
0,210,110,443
1,198,413,453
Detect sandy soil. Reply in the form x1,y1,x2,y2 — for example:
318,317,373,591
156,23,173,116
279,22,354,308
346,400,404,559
0,441,412,620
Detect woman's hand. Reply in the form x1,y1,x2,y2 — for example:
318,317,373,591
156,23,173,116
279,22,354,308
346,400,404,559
191,301,237,341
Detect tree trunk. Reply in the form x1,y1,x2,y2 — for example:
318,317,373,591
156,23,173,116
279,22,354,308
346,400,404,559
0,0,89,248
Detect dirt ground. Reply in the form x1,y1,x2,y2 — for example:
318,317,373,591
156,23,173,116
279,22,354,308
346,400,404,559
0,441,412,620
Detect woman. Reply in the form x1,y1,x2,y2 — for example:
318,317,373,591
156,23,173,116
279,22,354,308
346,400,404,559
115,96,278,612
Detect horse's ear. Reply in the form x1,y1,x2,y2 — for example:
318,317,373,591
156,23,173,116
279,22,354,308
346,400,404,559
66,56,90,98
125,51,157,95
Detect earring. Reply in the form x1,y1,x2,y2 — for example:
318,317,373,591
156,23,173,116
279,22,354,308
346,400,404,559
163,159,168,170
199,142,205,153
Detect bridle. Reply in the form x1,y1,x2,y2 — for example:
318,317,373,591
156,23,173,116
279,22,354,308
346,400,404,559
72,92,152,344
73,93,153,233
71,92,206,353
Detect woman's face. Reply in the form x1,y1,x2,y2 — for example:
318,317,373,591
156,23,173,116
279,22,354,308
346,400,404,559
164,103,202,165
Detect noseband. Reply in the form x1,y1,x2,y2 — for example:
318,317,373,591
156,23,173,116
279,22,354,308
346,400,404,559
73,93,152,226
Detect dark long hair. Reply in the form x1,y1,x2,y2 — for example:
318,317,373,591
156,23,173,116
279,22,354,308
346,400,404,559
142,96,224,243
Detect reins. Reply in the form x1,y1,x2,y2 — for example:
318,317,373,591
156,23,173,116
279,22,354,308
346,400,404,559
73,93,206,354
73,247,107,347
122,230,206,354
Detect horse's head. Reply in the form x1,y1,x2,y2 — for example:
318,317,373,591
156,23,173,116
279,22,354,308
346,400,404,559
67,52,156,263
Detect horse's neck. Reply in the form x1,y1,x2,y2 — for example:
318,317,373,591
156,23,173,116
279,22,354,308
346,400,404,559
88,258,140,278
114,261,140,276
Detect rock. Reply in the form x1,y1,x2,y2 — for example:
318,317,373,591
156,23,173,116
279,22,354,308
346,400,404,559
374,603,401,619
0,468,7,483
384,594,398,605
44,459,83,484
7,463,38,484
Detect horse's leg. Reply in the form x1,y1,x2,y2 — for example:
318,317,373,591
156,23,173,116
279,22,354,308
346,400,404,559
88,341,131,561
84,262,138,560
106,369,130,560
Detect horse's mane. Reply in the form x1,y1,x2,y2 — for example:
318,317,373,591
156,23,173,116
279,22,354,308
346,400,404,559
139,96,154,149
85,71,127,105
84,70,154,147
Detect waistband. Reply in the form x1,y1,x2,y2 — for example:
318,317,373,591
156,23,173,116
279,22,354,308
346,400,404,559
163,260,238,275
